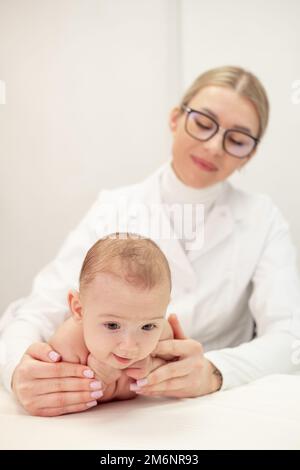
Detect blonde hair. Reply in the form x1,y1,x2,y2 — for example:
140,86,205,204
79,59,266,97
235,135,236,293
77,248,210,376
79,232,171,292
179,65,269,139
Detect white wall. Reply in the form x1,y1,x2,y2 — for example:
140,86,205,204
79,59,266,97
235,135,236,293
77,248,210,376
180,0,300,253
1,0,299,315
0,0,180,313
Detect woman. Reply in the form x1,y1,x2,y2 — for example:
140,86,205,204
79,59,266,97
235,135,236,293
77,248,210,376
1,65,300,417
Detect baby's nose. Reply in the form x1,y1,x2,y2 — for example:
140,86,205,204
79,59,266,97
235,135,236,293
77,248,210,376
119,335,139,355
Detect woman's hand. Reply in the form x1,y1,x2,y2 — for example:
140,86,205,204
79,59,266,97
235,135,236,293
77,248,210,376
125,314,222,398
125,354,168,382
12,342,104,417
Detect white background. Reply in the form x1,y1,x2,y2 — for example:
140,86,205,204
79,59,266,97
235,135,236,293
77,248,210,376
0,0,299,315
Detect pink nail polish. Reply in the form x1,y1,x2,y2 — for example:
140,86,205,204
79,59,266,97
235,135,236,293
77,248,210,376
86,400,98,408
83,369,94,378
136,378,148,387
130,383,141,391
91,390,103,399
90,380,102,389
48,351,60,362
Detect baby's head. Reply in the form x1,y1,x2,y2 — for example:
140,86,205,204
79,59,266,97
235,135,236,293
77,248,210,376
68,233,171,369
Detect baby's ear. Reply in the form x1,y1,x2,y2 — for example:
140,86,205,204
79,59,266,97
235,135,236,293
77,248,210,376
67,289,83,322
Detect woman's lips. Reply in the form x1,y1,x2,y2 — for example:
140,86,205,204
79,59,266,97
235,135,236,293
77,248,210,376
113,353,132,364
190,154,218,172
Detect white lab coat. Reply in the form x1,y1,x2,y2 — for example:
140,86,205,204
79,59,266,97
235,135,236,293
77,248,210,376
1,163,300,392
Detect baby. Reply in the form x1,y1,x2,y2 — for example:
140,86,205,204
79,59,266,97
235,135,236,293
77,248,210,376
49,232,173,404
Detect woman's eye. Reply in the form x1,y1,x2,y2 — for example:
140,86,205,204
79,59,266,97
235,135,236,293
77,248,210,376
104,322,120,330
229,137,244,146
195,120,212,130
142,324,157,331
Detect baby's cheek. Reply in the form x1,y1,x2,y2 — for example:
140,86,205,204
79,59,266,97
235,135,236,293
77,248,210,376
142,334,161,355
85,337,110,362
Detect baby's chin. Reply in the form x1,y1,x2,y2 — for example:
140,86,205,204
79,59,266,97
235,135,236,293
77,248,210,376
109,353,146,369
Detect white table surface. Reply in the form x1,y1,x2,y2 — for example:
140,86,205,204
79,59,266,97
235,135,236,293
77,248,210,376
1,374,300,450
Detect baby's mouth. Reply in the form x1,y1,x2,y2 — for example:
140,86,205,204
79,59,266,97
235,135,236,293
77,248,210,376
113,353,133,364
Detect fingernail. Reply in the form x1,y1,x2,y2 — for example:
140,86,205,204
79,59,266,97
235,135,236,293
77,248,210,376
86,400,98,408
83,369,94,378
48,351,60,362
90,380,102,389
91,390,103,399
136,378,148,387
130,384,141,392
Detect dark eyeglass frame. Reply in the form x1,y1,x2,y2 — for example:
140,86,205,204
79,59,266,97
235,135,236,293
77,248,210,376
181,104,260,159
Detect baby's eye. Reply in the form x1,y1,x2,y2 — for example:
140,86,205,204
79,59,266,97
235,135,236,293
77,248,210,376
142,323,157,331
104,322,120,330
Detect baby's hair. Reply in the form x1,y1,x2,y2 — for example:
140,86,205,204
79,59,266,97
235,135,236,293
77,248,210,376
79,232,171,292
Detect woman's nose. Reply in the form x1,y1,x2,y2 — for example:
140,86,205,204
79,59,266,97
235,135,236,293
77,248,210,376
202,131,224,156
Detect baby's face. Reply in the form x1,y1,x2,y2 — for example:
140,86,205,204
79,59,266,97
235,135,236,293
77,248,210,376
79,273,170,369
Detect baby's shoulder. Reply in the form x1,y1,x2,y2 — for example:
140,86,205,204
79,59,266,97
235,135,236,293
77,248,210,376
49,317,89,365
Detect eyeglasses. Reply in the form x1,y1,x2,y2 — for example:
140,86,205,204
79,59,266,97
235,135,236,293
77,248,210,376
181,104,259,159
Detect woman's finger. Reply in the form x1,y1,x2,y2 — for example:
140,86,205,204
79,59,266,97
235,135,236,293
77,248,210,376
125,357,166,380
34,400,99,417
135,376,187,398
136,387,190,398
33,390,104,409
152,338,203,359
131,357,193,390
167,314,187,340
135,375,189,394
23,356,95,380
33,377,103,394
26,342,61,363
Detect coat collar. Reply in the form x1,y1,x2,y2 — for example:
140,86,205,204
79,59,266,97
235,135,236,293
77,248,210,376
141,161,246,223
133,163,244,288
